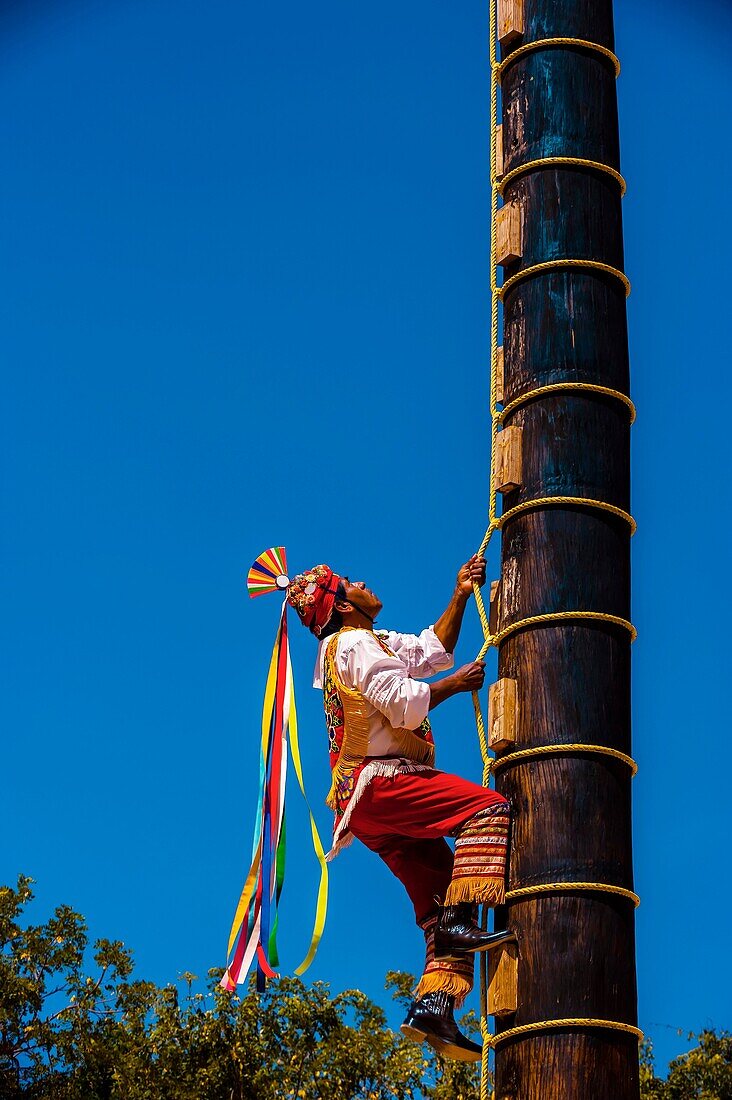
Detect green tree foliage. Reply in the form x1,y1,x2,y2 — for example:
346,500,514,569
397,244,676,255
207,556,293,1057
641,1033,732,1100
0,877,484,1100
0,874,139,1100
4,877,730,1100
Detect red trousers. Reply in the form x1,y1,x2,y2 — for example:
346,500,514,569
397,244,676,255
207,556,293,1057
347,768,508,926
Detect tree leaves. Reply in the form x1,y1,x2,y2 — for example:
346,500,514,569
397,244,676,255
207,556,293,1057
2,877,729,1099
0,877,480,1100
642,1033,732,1100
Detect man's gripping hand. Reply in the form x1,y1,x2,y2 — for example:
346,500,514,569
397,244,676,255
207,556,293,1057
452,661,486,692
429,660,486,710
456,555,487,598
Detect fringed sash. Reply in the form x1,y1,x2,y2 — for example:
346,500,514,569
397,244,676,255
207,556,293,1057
324,628,436,811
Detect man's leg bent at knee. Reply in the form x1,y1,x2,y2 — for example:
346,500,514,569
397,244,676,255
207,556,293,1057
352,830,475,1008
351,769,512,907
348,823,480,1061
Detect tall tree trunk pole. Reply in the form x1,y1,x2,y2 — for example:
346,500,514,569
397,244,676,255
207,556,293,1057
490,0,640,1095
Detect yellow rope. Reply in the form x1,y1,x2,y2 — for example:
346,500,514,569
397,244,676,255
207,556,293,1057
495,37,621,82
506,882,640,907
487,1018,643,1049
477,6,499,1091
479,904,491,1100
489,610,637,650
498,259,631,301
497,496,637,535
471,582,638,656
497,156,626,196
497,382,636,424
477,19,635,1094
490,742,638,776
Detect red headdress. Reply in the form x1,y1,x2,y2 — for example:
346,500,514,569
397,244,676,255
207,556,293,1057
286,565,342,637
221,547,329,996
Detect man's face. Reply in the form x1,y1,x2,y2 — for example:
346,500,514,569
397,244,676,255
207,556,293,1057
340,577,383,619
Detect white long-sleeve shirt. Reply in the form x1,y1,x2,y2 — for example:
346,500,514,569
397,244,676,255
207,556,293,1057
313,626,454,756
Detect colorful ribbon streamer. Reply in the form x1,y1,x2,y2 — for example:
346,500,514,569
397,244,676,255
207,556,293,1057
222,600,329,991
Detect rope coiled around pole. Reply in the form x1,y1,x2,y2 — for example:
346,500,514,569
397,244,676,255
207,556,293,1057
475,20,641,1094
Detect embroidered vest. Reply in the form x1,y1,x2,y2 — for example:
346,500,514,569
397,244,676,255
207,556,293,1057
322,627,436,811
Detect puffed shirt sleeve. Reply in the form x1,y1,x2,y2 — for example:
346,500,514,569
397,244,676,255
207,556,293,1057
340,631,431,731
380,626,454,678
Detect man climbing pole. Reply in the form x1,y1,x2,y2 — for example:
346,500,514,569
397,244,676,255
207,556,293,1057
285,555,515,1062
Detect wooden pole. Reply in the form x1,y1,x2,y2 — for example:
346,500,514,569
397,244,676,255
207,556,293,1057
490,0,640,1095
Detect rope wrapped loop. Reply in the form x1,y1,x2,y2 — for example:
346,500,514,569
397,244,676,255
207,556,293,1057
477,14,641,1091
490,742,638,777
497,155,626,196
506,882,640,906
488,1018,643,1049
498,259,631,301
497,382,636,424
495,37,622,82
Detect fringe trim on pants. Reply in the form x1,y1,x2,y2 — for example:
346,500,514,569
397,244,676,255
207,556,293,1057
326,759,435,861
414,915,474,1008
444,803,510,908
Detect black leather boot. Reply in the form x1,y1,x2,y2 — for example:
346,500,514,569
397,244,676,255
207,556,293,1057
400,990,482,1062
433,902,516,960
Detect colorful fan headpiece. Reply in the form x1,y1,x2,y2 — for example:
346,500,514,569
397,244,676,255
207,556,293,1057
222,547,330,994
247,549,342,638
246,546,290,597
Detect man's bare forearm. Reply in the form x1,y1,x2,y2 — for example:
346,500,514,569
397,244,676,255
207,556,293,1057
433,588,469,654
429,672,460,711
433,556,487,653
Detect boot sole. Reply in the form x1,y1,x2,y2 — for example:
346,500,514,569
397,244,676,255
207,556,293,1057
401,1023,482,1063
427,1036,482,1063
434,931,517,962
400,1022,428,1044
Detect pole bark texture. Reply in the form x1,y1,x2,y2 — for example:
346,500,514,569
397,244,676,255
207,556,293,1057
492,1,639,1096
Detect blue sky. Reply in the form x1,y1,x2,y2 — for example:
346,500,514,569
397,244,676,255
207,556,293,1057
2,0,730,1077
